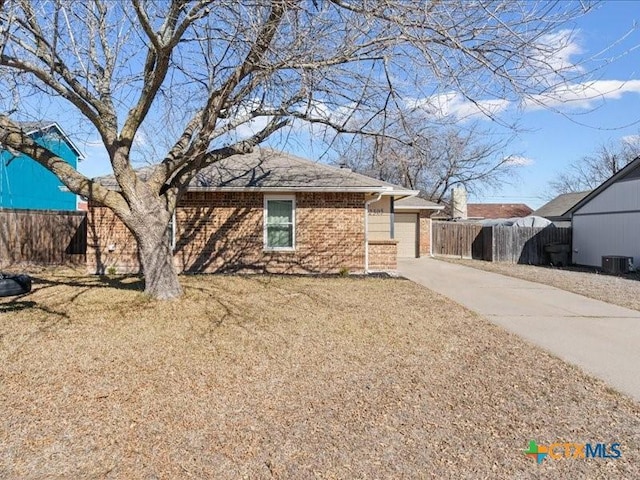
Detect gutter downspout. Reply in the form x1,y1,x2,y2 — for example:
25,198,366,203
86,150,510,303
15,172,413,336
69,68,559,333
364,192,383,274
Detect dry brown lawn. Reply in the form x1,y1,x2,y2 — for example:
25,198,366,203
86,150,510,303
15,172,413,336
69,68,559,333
439,258,640,312
1,270,639,479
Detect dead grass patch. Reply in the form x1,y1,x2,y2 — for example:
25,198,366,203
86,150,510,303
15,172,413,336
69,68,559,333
1,270,638,478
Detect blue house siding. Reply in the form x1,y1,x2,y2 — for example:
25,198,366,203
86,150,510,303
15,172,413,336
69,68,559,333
0,126,80,211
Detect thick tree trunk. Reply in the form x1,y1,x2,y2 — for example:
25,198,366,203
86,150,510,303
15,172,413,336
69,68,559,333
137,231,183,300
125,205,183,300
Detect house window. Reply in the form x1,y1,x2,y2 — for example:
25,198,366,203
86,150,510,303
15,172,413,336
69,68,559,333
264,195,295,250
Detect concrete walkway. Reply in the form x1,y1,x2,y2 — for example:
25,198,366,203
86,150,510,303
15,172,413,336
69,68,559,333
399,257,640,402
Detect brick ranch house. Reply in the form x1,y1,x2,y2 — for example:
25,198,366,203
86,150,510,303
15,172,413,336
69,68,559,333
88,148,443,275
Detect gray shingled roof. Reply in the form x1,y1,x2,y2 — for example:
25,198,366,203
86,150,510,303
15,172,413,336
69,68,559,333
394,196,443,210
97,147,417,194
533,190,592,219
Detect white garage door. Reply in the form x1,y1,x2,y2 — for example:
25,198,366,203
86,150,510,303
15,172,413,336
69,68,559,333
395,213,418,258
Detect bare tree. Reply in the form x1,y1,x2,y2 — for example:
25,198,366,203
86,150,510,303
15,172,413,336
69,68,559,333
0,1,593,299
549,136,640,195
333,118,518,203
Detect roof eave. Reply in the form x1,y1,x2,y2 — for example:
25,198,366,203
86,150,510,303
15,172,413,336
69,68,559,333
384,189,420,197
395,205,445,210
565,156,640,216
97,185,421,196
183,185,400,193
25,122,85,161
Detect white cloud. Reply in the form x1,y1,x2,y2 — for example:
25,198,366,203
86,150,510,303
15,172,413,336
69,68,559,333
225,98,354,140
532,29,583,74
407,77,640,121
296,99,358,126
524,79,640,111
504,155,534,167
233,116,273,139
133,130,149,149
403,30,584,121
406,78,640,120
406,92,510,121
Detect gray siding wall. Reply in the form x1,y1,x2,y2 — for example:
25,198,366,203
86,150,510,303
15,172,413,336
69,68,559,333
573,212,640,267
572,177,640,267
574,178,640,215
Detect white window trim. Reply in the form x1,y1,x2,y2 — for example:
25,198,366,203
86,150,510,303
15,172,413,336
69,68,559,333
168,211,177,251
264,194,296,251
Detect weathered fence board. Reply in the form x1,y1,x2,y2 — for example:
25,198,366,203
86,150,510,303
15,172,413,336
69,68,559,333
0,208,86,266
432,221,484,259
488,226,572,264
433,221,572,264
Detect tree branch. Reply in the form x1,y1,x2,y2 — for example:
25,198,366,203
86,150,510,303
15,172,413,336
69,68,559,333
0,116,127,212
168,116,290,191
131,0,163,51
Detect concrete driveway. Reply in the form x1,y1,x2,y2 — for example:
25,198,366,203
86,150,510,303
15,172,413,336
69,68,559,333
399,257,640,402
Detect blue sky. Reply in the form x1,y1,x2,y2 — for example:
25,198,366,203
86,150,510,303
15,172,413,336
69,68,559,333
74,1,640,210
485,1,640,208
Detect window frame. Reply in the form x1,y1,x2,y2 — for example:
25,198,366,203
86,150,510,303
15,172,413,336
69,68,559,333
263,194,296,251
167,210,177,251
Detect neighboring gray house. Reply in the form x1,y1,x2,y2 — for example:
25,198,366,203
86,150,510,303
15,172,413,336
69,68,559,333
533,190,592,226
566,156,640,267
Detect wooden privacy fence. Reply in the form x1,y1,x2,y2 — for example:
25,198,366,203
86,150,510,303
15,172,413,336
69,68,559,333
432,221,572,265
0,208,87,266
432,222,485,259
485,225,572,264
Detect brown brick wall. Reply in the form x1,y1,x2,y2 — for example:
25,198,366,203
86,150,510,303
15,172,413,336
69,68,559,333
418,211,433,257
87,192,368,275
368,239,397,271
86,206,139,274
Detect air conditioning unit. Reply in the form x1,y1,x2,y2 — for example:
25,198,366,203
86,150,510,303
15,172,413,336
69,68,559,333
602,256,633,274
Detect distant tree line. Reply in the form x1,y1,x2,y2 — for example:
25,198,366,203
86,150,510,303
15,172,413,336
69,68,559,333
549,136,640,195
